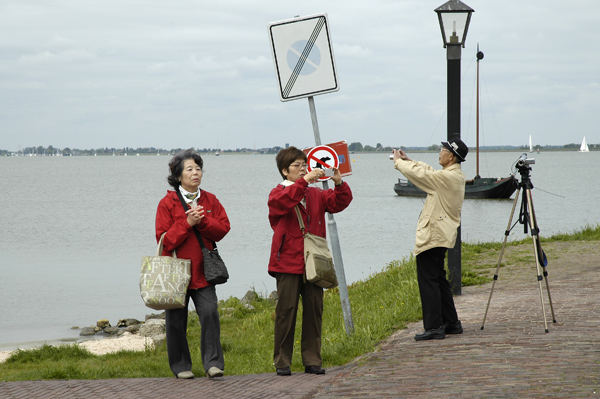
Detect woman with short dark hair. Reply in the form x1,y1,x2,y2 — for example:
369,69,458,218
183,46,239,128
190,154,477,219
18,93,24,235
268,146,352,376
167,150,204,188
156,149,230,379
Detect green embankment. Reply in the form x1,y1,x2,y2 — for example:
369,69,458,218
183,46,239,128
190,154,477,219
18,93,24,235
2,225,598,381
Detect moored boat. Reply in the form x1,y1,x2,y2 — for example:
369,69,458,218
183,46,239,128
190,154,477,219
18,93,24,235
394,175,517,199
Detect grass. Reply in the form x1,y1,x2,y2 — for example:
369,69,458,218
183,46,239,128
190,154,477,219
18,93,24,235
543,224,600,241
2,224,598,381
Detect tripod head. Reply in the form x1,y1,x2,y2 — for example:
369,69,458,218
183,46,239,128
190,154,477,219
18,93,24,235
515,153,535,189
512,153,536,233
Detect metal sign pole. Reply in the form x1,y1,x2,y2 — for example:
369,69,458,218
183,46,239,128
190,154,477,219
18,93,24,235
307,96,354,335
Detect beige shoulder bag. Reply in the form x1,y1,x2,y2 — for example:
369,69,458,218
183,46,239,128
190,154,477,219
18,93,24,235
294,206,338,288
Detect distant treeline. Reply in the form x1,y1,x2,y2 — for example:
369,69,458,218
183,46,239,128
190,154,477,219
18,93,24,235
347,142,597,152
0,146,282,157
1,142,595,157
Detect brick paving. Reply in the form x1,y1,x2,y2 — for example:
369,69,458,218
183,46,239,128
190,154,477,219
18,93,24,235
2,247,599,398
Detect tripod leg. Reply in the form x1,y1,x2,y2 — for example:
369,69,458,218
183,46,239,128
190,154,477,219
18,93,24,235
481,188,521,330
525,189,550,333
542,267,557,323
526,189,557,324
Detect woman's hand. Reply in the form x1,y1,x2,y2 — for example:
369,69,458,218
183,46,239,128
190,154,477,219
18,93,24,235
186,205,205,226
331,168,343,186
303,168,325,184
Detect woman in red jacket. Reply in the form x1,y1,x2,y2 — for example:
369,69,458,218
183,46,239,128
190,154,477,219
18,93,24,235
268,146,352,376
155,149,230,379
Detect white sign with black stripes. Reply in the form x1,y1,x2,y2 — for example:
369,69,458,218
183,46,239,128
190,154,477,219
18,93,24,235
268,14,339,102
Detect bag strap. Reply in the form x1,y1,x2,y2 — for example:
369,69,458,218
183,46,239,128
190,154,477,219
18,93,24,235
156,232,166,255
157,232,178,258
294,205,306,236
175,187,216,250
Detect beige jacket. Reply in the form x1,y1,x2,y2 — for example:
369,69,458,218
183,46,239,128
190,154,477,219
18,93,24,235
394,159,465,255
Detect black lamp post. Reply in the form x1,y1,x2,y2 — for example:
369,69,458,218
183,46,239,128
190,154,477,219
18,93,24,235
434,0,473,295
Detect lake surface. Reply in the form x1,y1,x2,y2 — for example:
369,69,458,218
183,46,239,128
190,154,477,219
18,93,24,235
1,151,598,349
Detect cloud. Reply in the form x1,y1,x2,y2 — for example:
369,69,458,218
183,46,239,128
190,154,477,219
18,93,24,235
236,55,271,69
17,49,96,65
335,43,371,57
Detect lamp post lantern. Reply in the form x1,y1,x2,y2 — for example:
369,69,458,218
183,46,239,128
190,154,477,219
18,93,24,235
434,0,473,295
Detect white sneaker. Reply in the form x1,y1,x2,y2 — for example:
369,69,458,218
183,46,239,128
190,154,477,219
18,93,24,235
176,370,194,379
207,366,224,378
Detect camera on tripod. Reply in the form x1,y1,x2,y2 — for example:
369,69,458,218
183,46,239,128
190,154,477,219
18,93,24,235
516,153,535,170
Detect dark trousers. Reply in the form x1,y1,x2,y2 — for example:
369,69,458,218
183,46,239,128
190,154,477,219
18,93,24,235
273,273,323,369
165,285,224,375
416,247,459,330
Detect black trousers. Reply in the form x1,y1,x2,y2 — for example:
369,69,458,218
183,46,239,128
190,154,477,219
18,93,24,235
416,247,459,330
165,285,224,375
273,273,323,369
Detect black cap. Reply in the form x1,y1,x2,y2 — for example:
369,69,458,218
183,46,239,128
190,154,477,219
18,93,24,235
441,138,468,162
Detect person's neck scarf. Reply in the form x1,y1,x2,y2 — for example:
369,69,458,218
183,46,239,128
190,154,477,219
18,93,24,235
179,186,200,206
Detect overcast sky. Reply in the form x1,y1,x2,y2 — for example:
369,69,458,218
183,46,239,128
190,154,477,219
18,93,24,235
1,0,598,151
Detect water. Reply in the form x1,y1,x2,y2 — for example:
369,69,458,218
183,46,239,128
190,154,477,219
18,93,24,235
1,151,598,348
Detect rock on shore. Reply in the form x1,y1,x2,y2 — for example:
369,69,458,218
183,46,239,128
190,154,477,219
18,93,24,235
0,351,11,363
78,332,154,355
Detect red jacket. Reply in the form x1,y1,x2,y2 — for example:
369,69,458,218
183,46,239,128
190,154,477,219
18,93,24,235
155,189,230,289
267,178,352,276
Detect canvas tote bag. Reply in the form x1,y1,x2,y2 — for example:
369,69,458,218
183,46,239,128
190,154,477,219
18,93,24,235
140,233,191,310
294,206,338,289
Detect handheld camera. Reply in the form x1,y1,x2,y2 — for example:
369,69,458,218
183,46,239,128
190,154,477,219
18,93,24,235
323,167,334,177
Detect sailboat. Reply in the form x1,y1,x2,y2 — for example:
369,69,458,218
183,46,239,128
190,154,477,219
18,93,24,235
394,46,518,199
529,134,540,153
529,135,533,152
579,136,590,152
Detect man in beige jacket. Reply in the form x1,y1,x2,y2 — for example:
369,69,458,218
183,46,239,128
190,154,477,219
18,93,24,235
393,138,468,341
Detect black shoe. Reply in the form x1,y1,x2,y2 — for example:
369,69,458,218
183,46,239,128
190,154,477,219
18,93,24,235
276,367,291,376
414,327,446,341
444,320,463,334
304,365,326,374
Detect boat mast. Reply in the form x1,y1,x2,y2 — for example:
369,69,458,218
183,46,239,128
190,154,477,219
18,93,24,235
475,44,483,178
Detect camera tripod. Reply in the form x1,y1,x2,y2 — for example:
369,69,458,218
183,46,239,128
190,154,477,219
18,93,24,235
480,157,557,333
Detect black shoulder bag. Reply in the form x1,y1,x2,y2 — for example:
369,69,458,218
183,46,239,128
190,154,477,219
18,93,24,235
176,188,229,285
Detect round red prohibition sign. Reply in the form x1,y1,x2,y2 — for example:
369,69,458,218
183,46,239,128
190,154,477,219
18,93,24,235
306,145,339,181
